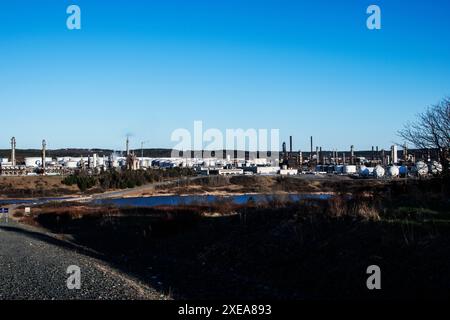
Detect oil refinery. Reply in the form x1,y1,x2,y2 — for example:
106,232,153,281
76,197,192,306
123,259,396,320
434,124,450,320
0,135,444,178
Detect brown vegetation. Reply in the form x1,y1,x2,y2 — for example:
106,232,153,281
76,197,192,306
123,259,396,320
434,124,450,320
19,177,450,299
0,176,79,198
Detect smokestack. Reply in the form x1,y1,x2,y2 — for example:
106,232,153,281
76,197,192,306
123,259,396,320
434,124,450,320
350,145,354,165
391,145,398,164
319,146,322,164
316,146,319,163
371,146,374,161
42,140,46,171
310,136,313,160
126,136,130,156
11,137,16,166
289,136,293,155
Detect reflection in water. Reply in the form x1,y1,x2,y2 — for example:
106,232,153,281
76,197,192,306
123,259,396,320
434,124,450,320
0,194,331,208
93,194,331,208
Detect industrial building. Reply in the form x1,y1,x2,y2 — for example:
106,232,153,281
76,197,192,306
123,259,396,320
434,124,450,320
0,136,445,179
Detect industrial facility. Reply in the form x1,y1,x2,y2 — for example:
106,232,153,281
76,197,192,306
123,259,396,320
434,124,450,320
0,136,445,179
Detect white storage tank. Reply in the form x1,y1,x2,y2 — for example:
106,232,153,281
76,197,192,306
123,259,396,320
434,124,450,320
344,165,357,174
414,161,429,176
66,161,78,168
97,157,105,166
374,165,385,178
256,166,280,175
429,161,442,174
140,159,150,168
25,157,42,167
388,166,399,177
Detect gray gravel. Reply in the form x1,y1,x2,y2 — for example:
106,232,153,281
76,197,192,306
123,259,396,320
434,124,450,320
0,220,165,300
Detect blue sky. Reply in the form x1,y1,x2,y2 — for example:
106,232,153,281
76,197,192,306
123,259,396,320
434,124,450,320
1,0,449,151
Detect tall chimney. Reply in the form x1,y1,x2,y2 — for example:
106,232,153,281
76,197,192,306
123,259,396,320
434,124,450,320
316,146,319,163
126,136,130,156
350,145,354,165
11,137,16,166
310,136,313,160
42,140,46,171
319,146,322,164
289,136,293,155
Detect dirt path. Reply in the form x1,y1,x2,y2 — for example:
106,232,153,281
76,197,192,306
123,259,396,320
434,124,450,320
0,220,166,300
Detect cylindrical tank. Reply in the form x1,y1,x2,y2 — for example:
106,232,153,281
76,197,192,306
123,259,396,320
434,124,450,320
374,165,385,178
388,166,399,177
334,165,344,174
25,157,42,167
66,161,78,168
414,161,429,176
399,165,408,176
359,165,369,177
344,165,357,174
97,157,105,166
429,161,442,174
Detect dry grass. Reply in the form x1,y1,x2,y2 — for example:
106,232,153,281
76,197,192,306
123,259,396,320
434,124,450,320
0,176,79,198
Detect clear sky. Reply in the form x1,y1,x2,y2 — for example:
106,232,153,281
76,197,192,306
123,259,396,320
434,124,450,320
1,0,449,151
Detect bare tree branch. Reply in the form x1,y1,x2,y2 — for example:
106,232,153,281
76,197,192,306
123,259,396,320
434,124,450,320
397,97,450,175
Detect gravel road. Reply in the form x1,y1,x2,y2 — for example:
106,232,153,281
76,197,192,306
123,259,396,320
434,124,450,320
0,220,165,300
